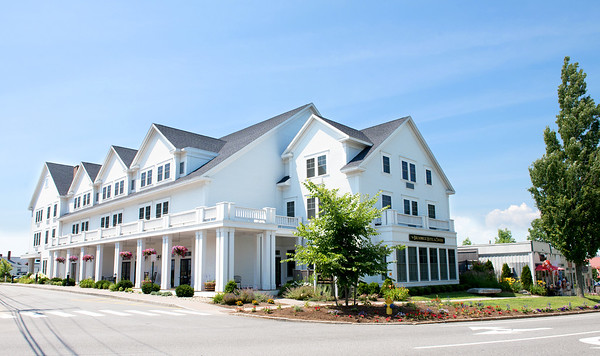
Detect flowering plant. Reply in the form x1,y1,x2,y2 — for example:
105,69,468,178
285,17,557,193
172,245,188,257
82,254,94,262
56,257,66,263
120,251,133,259
69,255,79,262
142,248,157,257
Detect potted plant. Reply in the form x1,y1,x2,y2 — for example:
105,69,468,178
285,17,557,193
142,248,157,259
172,245,188,257
120,251,133,260
82,254,94,262
68,255,79,262
55,257,66,264
204,280,216,291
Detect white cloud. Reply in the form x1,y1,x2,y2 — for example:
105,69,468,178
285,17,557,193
454,203,540,245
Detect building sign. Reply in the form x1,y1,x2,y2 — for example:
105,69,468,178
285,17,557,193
409,234,445,244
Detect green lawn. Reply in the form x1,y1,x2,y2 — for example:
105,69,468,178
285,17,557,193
410,293,600,310
410,291,517,301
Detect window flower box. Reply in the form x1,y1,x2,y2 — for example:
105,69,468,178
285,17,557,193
172,245,188,257
120,251,133,260
55,257,65,264
69,255,79,262
82,254,94,262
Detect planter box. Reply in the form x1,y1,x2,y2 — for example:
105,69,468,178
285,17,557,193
204,283,215,291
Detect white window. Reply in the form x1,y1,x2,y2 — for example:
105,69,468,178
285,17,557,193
403,199,418,216
382,194,392,209
401,160,416,182
382,155,390,174
307,154,327,178
179,161,185,175
155,201,169,218
139,205,151,220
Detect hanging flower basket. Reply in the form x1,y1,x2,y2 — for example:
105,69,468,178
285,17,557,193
69,255,79,262
142,248,157,257
172,245,188,257
120,251,133,260
55,257,66,264
82,254,94,262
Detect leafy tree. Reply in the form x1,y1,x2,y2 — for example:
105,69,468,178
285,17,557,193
501,263,512,280
527,218,548,241
289,181,399,306
495,228,516,244
462,237,472,246
521,265,533,290
529,57,600,297
0,259,13,282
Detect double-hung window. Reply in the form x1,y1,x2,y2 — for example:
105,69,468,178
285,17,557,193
382,156,390,174
139,205,151,220
102,187,107,199
426,169,432,185
307,198,316,219
317,155,327,175
53,204,57,217
164,163,170,179
112,213,122,226
306,155,327,178
403,199,418,216
157,166,163,182
100,216,110,229
47,207,51,219
382,194,392,209
146,170,152,185
140,172,146,187
179,162,185,175
286,201,295,217
306,158,315,178
401,160,417,183
155,201,169,218
428,204,436,219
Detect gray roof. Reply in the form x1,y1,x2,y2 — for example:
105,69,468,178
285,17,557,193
342,117,409,170
46,162,75,196
81,162,101,181
319,116,372,144
112,146,138,168
154,124,226,153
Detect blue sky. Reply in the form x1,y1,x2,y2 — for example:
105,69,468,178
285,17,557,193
1,1,599,255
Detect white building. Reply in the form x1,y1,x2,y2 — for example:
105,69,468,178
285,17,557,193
24,104,458,292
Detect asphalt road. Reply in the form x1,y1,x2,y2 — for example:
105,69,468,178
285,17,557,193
1,284,600,355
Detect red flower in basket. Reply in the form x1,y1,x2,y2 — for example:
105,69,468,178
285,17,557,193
172,245,188,257
82,254,94,262
120,251,133,259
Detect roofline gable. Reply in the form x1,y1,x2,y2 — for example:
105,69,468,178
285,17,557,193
67,163,95,196
94,146,130,185
28,163,69,210
281,114,372,157
129,125,177,169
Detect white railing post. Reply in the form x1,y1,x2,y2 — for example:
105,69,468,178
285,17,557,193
117,225,122,236
264,207,276,224
164,214,170,229
216,202,227,221
138,220,144,233
423,216,429,229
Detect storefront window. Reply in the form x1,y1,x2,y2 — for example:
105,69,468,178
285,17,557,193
429,248,439,280
397,249,407,282
408,247,418,282
419,247,429,281
440,248,448,280
448,249,457,280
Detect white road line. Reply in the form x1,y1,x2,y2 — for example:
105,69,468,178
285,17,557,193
0,314,15,319
98,310,131,316
174,310,211,316
414,329,600,349
46,311,76,318
124,310,158,316
21,311,47,318
74,310,105,317
149,309,186,316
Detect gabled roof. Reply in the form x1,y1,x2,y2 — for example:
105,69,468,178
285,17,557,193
153,124,226,153
81,162,102,181
183,103,316,178
46,162,76,196
112,146,137,168
319,116,372,144
342,117,409,169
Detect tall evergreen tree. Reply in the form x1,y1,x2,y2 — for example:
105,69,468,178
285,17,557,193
529,56,600,297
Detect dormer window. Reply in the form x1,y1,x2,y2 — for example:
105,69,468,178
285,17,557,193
140,172,146,187
158,166,163,182
114,180,124,196
141,170,152,188
157,163,171,182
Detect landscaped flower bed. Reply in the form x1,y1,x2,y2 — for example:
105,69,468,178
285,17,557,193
234,299,600,323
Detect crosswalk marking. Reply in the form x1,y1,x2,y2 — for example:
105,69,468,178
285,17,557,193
125,310,158,316
74,310,105,317
0,314,15,319
175,310,211,316
21,311,47,318
46,311,76,318
149,309,186,316
98,309,131,316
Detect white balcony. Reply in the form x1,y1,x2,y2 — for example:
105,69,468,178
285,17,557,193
378,209,454,232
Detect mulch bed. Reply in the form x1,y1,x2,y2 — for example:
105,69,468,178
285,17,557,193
232,300,600,324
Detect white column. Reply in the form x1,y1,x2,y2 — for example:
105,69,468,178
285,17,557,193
270,231,276,289
227,228,235,284
135,239,144,288
78,247,85,282
65,249,72,279
215,228,226,292
114,243,121,283
174,254,181,287
261,230,276,290
255,233,262,289
95,245,103,282
48,251,55,278
193,230,206,291
160,235,172,290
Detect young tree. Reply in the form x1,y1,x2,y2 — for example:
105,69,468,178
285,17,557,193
0,259,13,282
521,265,533,290
462,237,472,245
529,57,600,297
501,263,512,280
290,181,398,306
495,228,516,244
526,218,548,241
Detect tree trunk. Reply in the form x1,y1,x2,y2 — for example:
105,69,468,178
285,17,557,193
575,263,585,297
344,286,349,306
353,280,357,306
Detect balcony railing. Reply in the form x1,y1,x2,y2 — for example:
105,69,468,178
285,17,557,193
378,209,454,232
277,216,302,229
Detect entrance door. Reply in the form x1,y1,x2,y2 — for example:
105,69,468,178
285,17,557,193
170,259,175,288
121,261,131,281
275,256,282,288
70,263,77,280
180,259,191,286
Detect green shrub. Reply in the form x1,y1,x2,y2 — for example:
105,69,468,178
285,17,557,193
237,289,255,303
521,265,533,290
379,279,394,295
224,280,238,293
79,279,95,288
384,287,410,301
357,282,369,296
460,270,500,289
367,282,380,295
94,280,112,289
37,277,48,284
222,292,239,305
529,284,547,296
421,286,431,295
62,278,76,286
501,263,512,280
115,280,133,290
18,277,35,284
284,285,315,300
141,282,161,294
175,284,194,297
109,283,118,291
278,280,299,297
212,292,224,304
50,277,63,283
